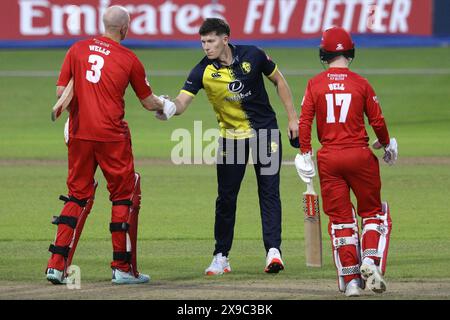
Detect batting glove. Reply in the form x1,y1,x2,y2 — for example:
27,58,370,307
383,138,398,165
155,96,176,121
294,152,316,183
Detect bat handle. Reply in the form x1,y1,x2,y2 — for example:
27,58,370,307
306,179,315,194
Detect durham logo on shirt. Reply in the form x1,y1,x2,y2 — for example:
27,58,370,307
241,62,251,74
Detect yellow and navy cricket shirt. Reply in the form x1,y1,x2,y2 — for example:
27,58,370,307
181,44,279,139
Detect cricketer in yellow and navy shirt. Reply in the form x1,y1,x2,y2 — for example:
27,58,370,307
181,44,279,139
179,42,286,263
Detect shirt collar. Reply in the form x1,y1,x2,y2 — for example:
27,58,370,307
210,44,239,70
95,36,117,48
327,67,349,72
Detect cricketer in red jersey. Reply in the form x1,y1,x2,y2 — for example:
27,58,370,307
295,27,398,297
46,5,176,285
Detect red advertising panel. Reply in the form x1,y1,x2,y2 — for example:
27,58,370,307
0,0,433,45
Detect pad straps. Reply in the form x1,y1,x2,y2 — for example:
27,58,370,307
112,200,133,207
109,222,130,233
59,195,87,207
113,252,131,262
49,244,70,258
339,265,361,276
51,215,77,229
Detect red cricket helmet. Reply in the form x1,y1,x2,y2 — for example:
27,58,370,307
319,27,355,63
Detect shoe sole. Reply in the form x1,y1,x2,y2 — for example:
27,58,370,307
344,285,362,297
345,290,361,297
264,259,284,274
360,264,386,293
47,276,64,285
112,279,150,285
205,268,231,276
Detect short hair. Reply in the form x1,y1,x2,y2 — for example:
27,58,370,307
199,18,230,37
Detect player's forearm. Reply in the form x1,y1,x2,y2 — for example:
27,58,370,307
299,108,314,153
276,80,297,121
141,94,164,111
173,99,186,115
299,131,312,154
369,116,390,146
373,124,390,146
173,93,192,115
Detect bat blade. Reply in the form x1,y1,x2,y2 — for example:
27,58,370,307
303,182,323,267
51,78,74,122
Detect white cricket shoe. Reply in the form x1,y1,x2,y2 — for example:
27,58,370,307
46,268,66,285
264,248,284,274
205,253,231,275
360,260,386,293
345,279,362,297
111,269,150,285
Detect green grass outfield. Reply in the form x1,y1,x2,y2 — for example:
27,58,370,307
0,47,449,299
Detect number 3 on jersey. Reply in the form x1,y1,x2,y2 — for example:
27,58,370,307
325,93,352,123
86,54,104,83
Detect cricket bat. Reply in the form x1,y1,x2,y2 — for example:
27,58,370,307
51,78,74,122
303,179,323,267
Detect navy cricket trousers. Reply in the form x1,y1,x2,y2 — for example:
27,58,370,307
213,130,282,257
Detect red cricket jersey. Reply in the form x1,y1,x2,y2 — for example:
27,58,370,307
299,67,390,153
57,36,152,142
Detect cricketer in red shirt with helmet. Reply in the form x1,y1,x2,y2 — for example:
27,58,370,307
295,27,398,297
46,5,176,286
